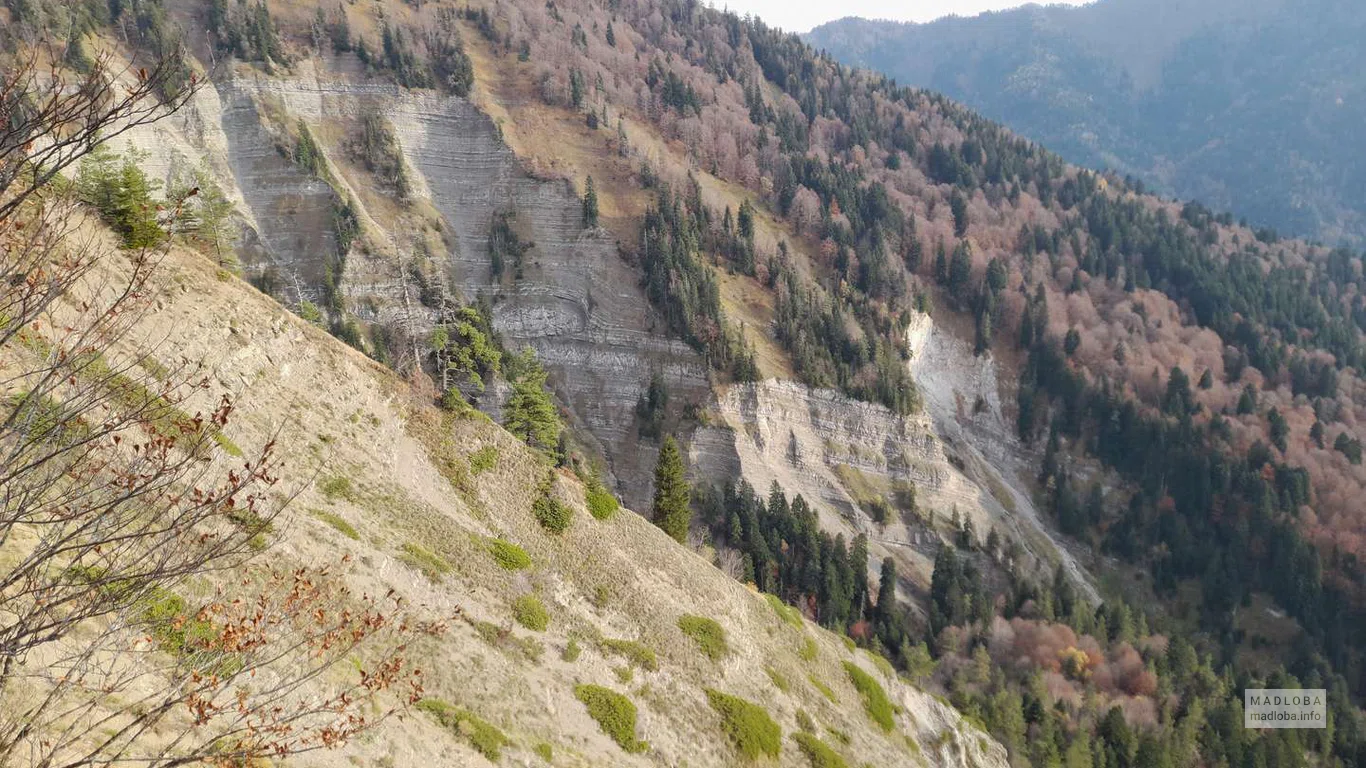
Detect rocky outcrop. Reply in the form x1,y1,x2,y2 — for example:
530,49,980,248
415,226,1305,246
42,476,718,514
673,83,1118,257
138,72,711,508
905,312,1099,602
386,93,710,507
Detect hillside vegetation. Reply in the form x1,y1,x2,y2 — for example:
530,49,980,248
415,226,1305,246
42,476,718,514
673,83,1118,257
5,0,1366,764
807,0,1366,245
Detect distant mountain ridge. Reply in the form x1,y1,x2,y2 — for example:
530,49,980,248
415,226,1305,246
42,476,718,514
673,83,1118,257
807,0,1366,245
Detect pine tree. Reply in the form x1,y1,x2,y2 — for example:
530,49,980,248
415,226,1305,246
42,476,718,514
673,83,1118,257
605,21,615,46
582,176,599,229
950,190,969,237
503,349,562,456
652,435,690,543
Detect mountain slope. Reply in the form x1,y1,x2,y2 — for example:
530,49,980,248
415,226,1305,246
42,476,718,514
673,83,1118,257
9,0,1366,762
807,0,1366,245
2,200,1005,767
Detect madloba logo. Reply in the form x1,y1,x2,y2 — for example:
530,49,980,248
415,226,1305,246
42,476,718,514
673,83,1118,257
1244,688,1326,729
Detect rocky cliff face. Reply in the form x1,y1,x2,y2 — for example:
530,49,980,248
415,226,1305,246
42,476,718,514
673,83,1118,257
103,54,1086,606
691,311,1098,604
110,68,708,508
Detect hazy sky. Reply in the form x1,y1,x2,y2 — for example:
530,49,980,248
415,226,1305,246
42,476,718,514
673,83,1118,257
716,0,1089,34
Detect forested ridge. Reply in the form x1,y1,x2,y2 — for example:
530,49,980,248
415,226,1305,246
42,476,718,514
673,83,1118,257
807,0,1366,247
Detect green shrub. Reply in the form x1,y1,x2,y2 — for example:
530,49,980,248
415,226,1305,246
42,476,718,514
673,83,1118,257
841,636,856,652
765,593,803,628
400,542,452,580
586,479,620,520
469,444,499,474
416,699,508,760
319,474,355,502
793,732,848,768
614,665,634,683
513,594,549,631
796,709,816,733
705,689,781,761
677,614,729,661
312,510,359,540
533,742,554,761
489,538,532,570
533,492,573,534
843,662,894,731
799,637,818,662
563,637,582,662
574,685,647,753
600,638,658,671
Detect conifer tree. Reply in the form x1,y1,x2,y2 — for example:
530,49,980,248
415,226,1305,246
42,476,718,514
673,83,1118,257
503,349,562,456
652,435,690,543
582,175,599,228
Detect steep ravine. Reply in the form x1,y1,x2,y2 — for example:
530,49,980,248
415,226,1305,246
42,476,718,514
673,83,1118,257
904,313,1100,604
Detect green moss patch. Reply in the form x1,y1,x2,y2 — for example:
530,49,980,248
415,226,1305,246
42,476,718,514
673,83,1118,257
469,444,500,474
843,662,894,731
488,538,532,570
678,614,729,660
416,698,508,760
574,685,647,753
793,732,848,768
513,594,549,631
600,638,658,671
765,593,803,628
586,480,620,520
311,509,359,540
705,689,781,761
400,542,452,580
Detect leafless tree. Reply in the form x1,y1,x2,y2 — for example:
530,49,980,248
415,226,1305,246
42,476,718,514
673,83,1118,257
0,41,439,768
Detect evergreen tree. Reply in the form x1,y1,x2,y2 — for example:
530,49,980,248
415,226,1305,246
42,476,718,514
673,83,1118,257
582,175,599,228
503,349,562,456
950,189,969,236
605,21,615,46
652,435,690,543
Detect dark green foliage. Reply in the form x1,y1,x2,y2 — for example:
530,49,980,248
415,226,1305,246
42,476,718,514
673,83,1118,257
416,699,508,760
376,23,431,88
793,732,847,768
638,185,757,379
635,373,669,439
76,147,166,249
651,436,690,543
503,349,562,455
427,8,475,95
1336,433,1363,465
490,209,534,280
842,662,893,731
677,615,728,660
582,176,599,228
574,685,647,753
772,256,918,414
207,0,282,67
532,489,573,535
950,189,969,236
349,111,409,198
697,482,870,644
431,305,500,394
585,475,619,520
704,689,781,761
